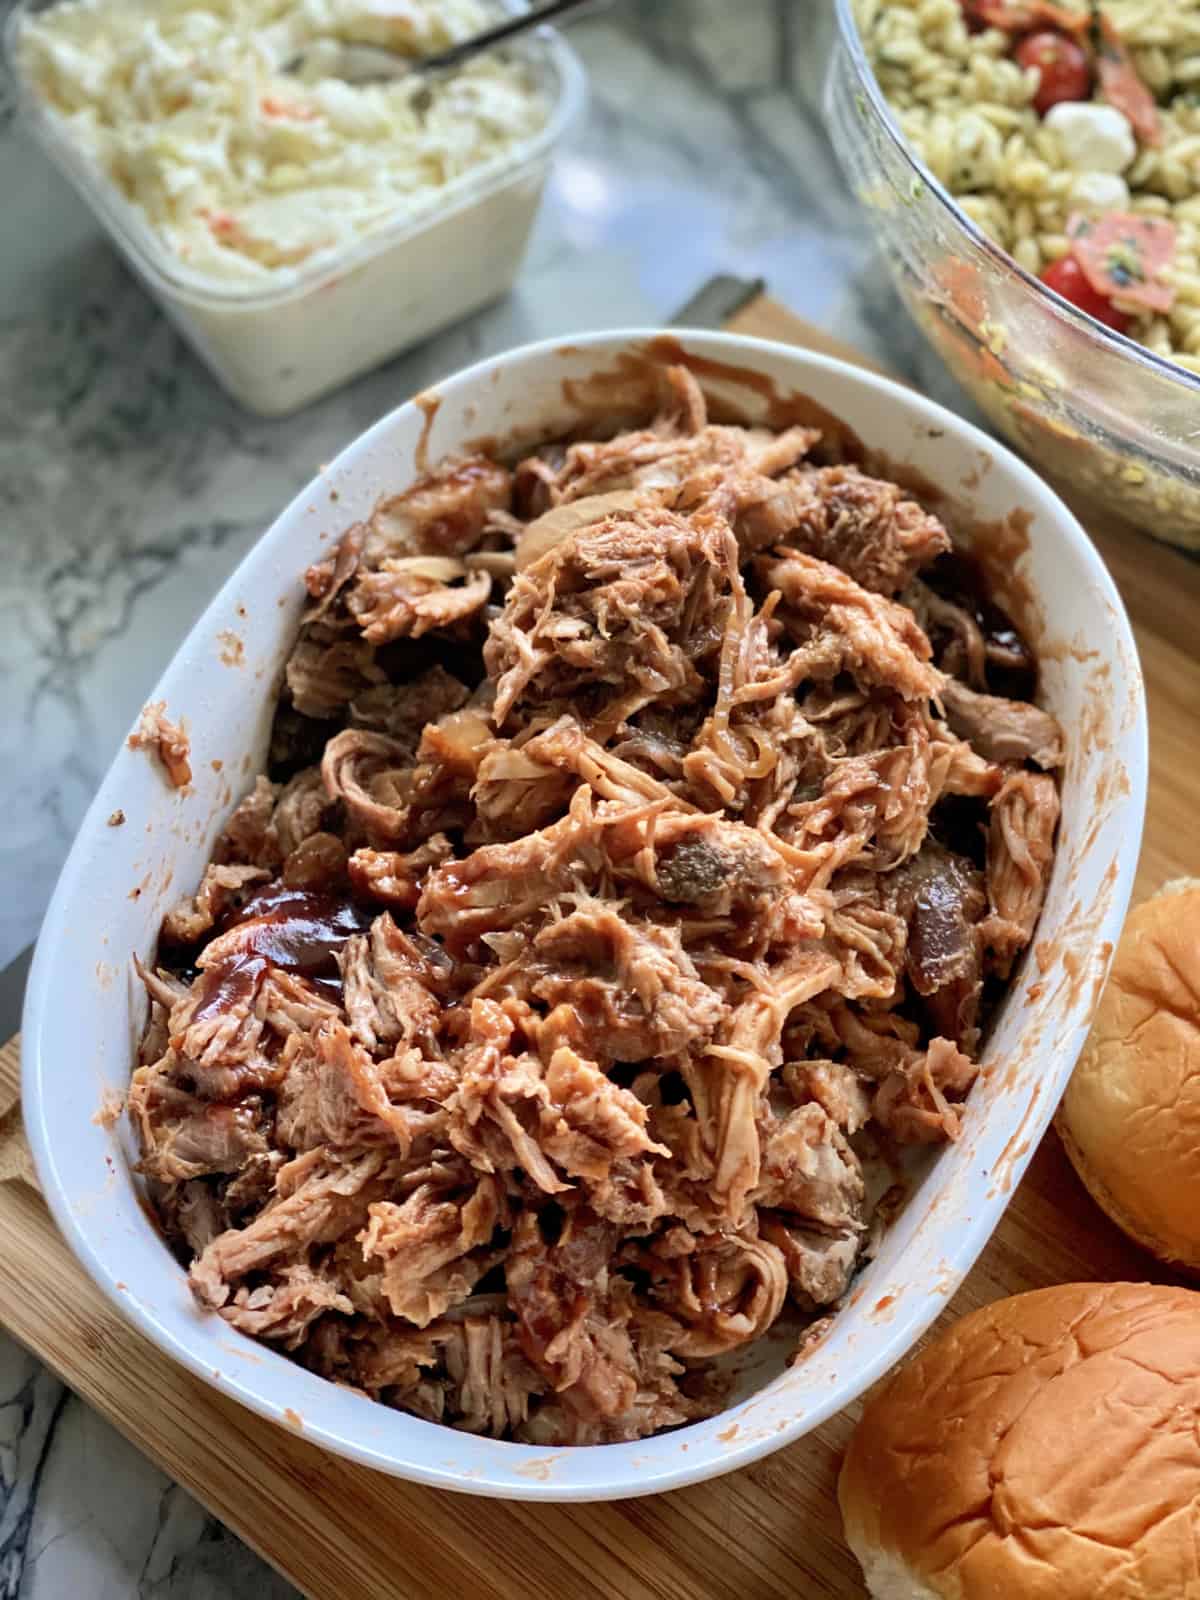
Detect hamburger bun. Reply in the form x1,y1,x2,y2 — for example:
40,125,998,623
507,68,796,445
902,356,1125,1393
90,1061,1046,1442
1058,877,1200,1270
838,1282,1200,1599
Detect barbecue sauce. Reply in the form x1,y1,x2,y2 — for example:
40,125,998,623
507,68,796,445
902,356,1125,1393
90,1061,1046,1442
190,952,268,1023
924,550,1037,701
216,884,374,994
161,885,376,1005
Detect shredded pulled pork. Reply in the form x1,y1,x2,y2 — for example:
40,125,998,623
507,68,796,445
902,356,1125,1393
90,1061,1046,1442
129,700,192,788
133,366,1062,1444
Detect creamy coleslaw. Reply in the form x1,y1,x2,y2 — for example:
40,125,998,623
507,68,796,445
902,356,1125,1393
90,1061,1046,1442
17,0,550,285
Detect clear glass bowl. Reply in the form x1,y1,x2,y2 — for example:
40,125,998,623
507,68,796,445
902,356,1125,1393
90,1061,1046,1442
826,0,1200,549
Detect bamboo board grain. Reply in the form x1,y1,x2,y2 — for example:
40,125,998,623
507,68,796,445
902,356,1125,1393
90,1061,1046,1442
2,297,1199,1600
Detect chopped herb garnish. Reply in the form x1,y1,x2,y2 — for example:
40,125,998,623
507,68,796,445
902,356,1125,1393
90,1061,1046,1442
1105,239,1146,285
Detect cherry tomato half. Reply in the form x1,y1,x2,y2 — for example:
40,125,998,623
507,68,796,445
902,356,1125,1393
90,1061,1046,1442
1014,30,1092,115
1040,255,1131,333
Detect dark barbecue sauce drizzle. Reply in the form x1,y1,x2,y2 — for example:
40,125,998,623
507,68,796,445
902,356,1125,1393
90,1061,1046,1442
923,550,1036,703
217,884,374,998
165,885,375,1003
189,953,269,1023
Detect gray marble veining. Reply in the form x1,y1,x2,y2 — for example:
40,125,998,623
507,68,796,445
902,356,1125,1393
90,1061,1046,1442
0,0,974,1593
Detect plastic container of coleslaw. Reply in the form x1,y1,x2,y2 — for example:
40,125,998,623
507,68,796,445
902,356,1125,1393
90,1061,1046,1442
5,2,586,415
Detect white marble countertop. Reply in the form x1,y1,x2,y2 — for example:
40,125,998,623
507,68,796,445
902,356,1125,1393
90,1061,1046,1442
0,0,974,1591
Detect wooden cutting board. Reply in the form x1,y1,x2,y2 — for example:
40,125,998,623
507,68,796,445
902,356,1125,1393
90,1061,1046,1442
3,297,1198,1600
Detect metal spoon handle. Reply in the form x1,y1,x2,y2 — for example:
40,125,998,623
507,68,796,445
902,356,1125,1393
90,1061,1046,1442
420,0,605,73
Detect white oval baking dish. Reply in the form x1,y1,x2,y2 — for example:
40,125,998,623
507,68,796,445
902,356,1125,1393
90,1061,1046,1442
22,329,1146,1501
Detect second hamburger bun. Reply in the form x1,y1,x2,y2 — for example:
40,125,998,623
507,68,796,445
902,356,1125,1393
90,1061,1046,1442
1058,877,1200,1270
839,1282,1200,1600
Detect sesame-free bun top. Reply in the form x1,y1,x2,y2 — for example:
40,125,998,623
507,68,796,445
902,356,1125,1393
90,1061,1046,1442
1059,877,1200,1270
838,1282,1200,1600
